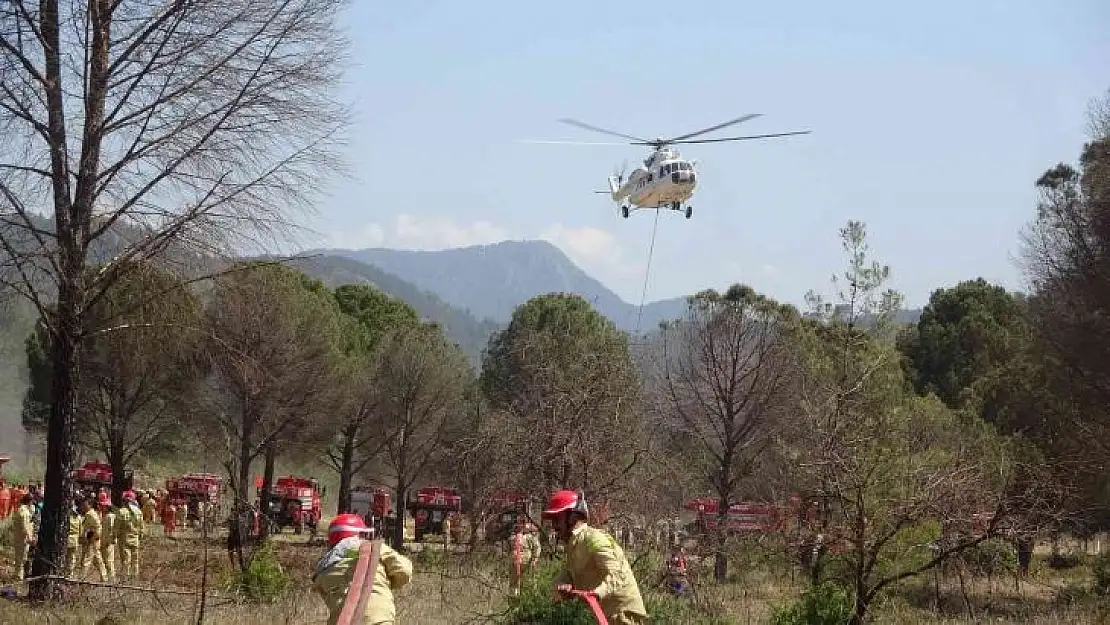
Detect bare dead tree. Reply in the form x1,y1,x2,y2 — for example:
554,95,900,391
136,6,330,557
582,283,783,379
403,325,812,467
0,0,350,597
376,323,471,550
654,284,798,582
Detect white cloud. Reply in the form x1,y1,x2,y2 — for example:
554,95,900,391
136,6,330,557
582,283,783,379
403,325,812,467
540,223,638,279
393,214,511,250
329,214,511,251
329,223,385,250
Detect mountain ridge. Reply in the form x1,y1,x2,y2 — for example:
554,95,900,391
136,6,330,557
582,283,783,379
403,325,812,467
310,239,690,332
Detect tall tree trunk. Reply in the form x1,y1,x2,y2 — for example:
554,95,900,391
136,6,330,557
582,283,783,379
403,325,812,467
30,304,81,599
29,0,79,601
714,493,729,582
392,479,406,550
235,408,254,572
108,443,128,506
259,443,276,540
337,430,355,515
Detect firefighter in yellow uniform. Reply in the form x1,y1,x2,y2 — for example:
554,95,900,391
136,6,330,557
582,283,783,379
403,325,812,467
508,520,541,596
116,490,144,578
66,505,82,576
8,494,35,581
543,490,647,625
312,514,412,625
98,493,117,583
79,496,108,581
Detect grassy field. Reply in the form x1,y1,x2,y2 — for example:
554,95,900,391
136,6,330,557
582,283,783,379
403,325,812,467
1,523,1108,624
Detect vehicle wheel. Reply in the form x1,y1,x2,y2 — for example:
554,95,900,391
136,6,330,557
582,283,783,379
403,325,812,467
621,205,629,219
685,205,693,219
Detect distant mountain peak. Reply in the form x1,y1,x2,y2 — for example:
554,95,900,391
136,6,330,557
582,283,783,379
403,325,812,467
315,239,688,331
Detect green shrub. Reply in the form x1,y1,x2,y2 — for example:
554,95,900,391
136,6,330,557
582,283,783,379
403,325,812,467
1093,550,1110,597
770,582,854,625
960,539,1017,577
499,560,596,625
222,541,292,603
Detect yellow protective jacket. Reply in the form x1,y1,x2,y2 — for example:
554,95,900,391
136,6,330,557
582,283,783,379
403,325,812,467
101,509,117,548
555,524,647,620
116,503,144,547
9,503,33,543
67,511,82,549
81,508,102,548
312,537,413,625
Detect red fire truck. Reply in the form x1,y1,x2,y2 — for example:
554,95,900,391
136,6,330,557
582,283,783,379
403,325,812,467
683,497,783,534
73,460,134,493
166,472,223,524
407,486,461,542
350,485,391,535
256,475,322,534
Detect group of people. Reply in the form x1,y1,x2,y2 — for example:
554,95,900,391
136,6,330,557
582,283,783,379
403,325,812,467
10,485,667,623
63,489,145,583
5,486,145,584
315,488,649,625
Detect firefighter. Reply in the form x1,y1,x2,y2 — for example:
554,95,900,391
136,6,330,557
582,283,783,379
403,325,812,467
543,489,647,625
8,494,34,581
661,545,689,596
79,496,108,581
140,491,156,528
98,492,117,583
116,489,144,579
508,520,541,596
312,513,413,625
66,503,82,576
160,495,176,537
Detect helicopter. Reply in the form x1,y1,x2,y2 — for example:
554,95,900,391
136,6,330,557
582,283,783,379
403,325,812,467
527,115,810,219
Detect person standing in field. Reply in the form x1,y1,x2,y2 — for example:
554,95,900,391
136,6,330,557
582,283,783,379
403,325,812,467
542,489,647,625
8,494,35,581
508,520,541,596
312,514,413,625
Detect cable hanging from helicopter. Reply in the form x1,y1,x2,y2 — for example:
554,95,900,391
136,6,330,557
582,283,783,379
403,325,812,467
520,113,810,220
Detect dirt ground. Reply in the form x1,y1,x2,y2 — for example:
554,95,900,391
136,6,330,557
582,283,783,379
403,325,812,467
1,525,1108,624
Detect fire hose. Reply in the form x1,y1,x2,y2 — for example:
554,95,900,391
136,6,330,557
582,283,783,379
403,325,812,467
568,589,608,625
336,539,381,625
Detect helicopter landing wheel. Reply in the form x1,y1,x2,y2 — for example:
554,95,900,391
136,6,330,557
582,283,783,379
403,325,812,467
685,205,692,219
621,205,629,219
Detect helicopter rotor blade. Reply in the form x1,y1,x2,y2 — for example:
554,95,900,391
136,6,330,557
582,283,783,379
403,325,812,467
515,139,630,146
663,114,763,143
671,130,812,145
557,118,650,143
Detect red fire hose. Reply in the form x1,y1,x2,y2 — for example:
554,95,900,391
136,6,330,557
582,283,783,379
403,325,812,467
569,589,608,625
336,540,381,625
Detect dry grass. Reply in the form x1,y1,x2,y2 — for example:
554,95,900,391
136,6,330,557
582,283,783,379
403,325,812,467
1,528,1108,624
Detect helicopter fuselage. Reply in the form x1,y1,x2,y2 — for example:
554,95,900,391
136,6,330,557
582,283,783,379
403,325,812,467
610,148,697,211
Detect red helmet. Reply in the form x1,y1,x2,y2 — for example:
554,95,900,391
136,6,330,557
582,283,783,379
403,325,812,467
122,489,137,503
328,513,372,546
542,489,588,519
97,492,111,508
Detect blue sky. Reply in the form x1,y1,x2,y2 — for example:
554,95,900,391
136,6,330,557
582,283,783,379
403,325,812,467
302,0,1108,308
